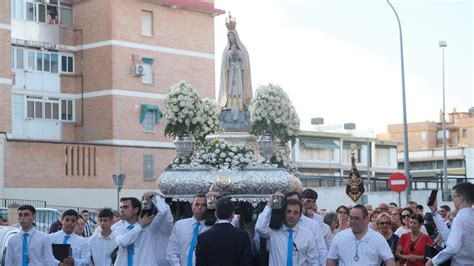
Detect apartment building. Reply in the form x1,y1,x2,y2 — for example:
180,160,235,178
380,108,474,181
0,0,223,208
292,130,399,189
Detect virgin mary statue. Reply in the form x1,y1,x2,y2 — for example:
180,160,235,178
218,14,252,117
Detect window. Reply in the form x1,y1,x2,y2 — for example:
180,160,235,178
141,11,153,36
462,128,467,138
61,99,74,121
51,53,58,73
342,148,361,163
13,48,24,69
143,111,156,132
143,155,155,180
60,3,73,26
421,132,427,140
26,96,72,121
26,2,37,21
20,49,59,73
12,0,25,20
437,130,450,139
27,51,35,71
141,60,153,84
300,146,334,161
61,54,74,73
36,52,43,71
376,147,391,166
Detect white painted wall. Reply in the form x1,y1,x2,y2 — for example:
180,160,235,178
11,20,59,44
13,70,60,92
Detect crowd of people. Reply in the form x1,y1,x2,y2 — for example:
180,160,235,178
6,181,474,265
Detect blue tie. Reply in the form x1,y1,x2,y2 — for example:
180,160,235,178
187,222,200,266
287,229,294,266
22,233,28,266
63,234,70,244
127,225,135,266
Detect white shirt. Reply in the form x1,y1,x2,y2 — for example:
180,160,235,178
309,214,332,254
166,216,211,266
432,207,474,266
433,210,450,245
256,206,318,266
299,215,327,266
48,230,90,266
6,227,55,266
394,224,428,237
327,228,393,265
114,196,173,266
88,230,118,266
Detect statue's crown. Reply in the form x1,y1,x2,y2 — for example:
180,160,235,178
225,13,236,31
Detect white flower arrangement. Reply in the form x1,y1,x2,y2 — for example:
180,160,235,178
164,81,203,138
192,97,221,144
249,84,300,143
271,151,298,174
193,139,256,169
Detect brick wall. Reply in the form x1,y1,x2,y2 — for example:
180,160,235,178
5,140,175,189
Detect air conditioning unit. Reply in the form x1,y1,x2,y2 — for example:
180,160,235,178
132,64,145,76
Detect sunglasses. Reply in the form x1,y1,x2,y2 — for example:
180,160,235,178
402,214,410,219
379,222,391,226
338,211,348,215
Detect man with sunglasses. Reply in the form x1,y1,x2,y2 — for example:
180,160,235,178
327,204,395,266
426,182,474,266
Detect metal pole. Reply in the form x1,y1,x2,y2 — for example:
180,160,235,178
117,188,120,210
386,0,411,204
441,46,448,200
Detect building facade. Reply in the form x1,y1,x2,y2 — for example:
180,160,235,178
0,0,223,208
292,130,399,191
380,108,474,184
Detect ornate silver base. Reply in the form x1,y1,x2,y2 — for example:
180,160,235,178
158,167,302,202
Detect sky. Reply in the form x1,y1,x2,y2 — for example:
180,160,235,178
213,0,473,134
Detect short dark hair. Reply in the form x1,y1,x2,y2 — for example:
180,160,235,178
389,202,398,207
120,197,142,214
61,209,79,220
193,193,207,203
18,205,36,215
416,204,423,210
410,213,424,225
440,205,451,212
283,198,302,214
301,189,318,200
215,197,234,220
98,208,114,219
453,182,474,204
285,191,302,201
352,204,369,218
81,210,90,214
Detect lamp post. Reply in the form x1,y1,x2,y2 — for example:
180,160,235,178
112,174,126,210
386,0,411,204
439,40,448,200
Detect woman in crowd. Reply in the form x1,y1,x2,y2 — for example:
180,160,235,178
323,211,338,247
74,215,86,237
394,207,414,237
396,213,433,266
369,209,382,229
335,205,350,233
375,213,399,264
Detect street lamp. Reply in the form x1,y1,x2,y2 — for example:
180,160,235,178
439,40,448,200
112,174,126,210
386,0,411,204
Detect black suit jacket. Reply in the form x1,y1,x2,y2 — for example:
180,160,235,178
195,222,252,266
